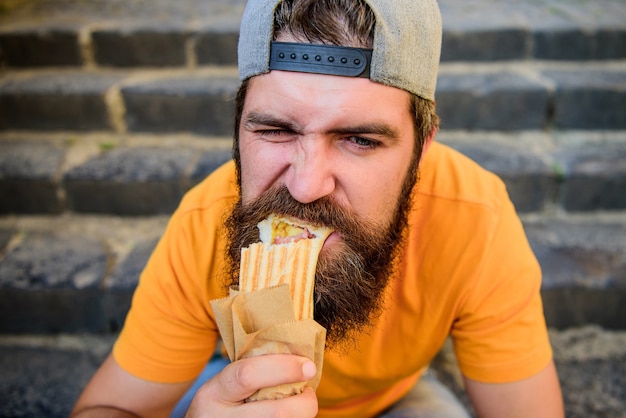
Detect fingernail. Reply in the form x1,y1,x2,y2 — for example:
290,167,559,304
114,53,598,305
302,361,316,379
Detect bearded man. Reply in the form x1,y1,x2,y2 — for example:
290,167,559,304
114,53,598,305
72,0,564,417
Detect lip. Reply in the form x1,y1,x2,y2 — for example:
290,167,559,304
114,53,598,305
322,231,340,249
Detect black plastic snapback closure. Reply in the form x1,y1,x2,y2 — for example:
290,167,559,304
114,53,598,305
269,42,372,78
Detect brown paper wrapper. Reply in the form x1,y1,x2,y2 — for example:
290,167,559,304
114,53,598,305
210,284,326,402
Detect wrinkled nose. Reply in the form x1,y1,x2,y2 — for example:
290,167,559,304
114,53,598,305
284,140,336,204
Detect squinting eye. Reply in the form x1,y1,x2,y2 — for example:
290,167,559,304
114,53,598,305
258,129,287,136
256,129,297,142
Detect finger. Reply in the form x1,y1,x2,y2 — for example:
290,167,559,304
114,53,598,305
236,386,319,418
213,354,317,404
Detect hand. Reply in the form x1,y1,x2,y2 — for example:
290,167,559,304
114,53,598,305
185,354,319,417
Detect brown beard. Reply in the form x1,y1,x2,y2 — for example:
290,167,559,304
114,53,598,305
225,157,419,348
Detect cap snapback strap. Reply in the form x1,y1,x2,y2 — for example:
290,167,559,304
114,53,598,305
269,42,372,78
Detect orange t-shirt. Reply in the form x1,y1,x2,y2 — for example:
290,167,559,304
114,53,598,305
113,142,552,417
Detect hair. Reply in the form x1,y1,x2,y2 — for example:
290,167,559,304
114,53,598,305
233,0,439,184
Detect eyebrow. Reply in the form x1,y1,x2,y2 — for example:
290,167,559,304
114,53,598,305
242,112,300,132
328,123,400,140
242,111,400,140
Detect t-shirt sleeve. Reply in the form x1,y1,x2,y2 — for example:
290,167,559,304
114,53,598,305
112,204,225,384
451,196,552,384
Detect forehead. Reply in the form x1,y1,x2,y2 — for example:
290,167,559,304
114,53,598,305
243,70,412,130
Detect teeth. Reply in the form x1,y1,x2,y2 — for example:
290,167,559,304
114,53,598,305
239,238,321,320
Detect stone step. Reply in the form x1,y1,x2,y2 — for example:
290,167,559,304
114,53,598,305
1,62,625,133
0,132,233,215
0,211,625,335
1,0,625,68
0,214,169,334
526,216,626,330
0,68,240,134
1,131,625,216
1,326,626,417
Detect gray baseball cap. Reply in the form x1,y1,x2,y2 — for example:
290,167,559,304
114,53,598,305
237,0,442,101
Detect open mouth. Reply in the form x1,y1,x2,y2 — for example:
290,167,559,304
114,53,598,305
258,215,334,246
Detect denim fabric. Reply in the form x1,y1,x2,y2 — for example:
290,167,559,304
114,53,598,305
378,370,471,418
170,356,230,418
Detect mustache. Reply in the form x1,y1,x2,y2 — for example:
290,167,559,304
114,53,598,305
232,185,384,243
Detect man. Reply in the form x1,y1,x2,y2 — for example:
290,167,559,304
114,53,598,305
72,0,564,417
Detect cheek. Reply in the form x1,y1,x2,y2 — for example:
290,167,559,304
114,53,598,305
354,153,415,224
238,139,287,203
377,180,404,220
344,168,402,225
239,147,264,203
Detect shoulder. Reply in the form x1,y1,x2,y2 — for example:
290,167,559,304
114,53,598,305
410,141,514,249
173,160,239,224
405,141,537,304
416,141,508,214
153,160,238,284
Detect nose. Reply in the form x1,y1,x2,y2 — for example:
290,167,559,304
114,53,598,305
284,138,336,204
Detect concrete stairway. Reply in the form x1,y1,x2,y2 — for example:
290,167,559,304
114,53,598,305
0,0,625,416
